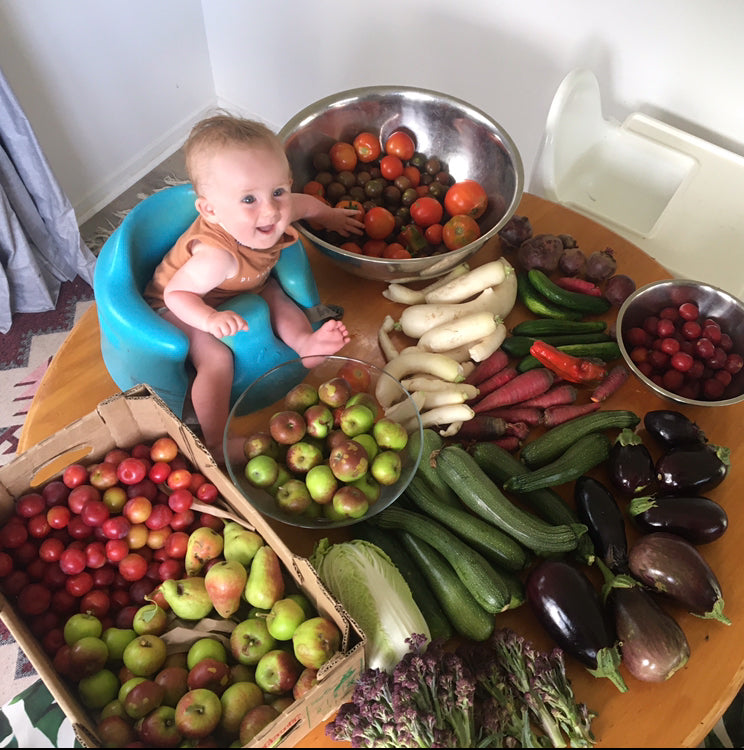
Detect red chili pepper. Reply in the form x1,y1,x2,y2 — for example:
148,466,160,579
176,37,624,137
529,340,607,384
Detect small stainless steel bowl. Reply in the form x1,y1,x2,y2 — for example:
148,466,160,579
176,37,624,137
616,279,744,407
279,85,523,283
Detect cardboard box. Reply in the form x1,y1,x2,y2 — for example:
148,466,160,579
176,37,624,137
0,385,365,748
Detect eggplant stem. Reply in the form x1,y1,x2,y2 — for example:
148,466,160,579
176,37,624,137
695,596,732,626
587,646,628,693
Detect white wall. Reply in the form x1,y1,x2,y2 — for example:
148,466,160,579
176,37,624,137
0,0,214,223
1,0,743,224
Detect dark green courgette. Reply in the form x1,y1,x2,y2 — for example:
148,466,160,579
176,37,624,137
407,428,460,507
512,318,608,337
517,340,622,372
528,268,612,315
502,332,614,358
517,272,583,321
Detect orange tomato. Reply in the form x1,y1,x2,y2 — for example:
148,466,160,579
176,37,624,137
384,130,416,161
362,239,387,257
340,241,363,254
382,242,411,259
444,179,488,219
379,155,404,181
302,180,324,198
329,141,358,172
442,214,481,250
335,199,365,220
352,132,382,163
363,206,396,240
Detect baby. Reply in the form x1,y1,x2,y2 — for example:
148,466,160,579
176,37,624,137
144,113,363,462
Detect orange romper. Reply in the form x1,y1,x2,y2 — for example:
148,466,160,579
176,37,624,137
144,216,299,310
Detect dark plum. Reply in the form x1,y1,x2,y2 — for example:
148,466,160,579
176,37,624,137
644,409,707,449
628,495,728,544
607,428,656,497
655,443,730,495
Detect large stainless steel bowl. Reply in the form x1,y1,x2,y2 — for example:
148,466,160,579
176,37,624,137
279,85,524,283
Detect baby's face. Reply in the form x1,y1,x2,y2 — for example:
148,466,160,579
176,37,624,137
198,144,293,250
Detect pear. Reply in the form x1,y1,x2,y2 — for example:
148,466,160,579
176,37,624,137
223,522,264,566
159,577,214,620
244,545,285,611
184,526,224,576
205,560,248,619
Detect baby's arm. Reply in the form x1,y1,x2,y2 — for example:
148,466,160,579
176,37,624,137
163,245,250,338
291,193,364,236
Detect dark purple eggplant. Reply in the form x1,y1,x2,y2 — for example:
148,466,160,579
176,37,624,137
607,428,656,496
574,475,628,573
627,532,730,624
628,495,728,544
605,578,690,682
526,559,628,692
655,442,730,495
644,409,707,449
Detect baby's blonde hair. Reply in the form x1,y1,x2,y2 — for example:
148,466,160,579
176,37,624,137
185,113,286,192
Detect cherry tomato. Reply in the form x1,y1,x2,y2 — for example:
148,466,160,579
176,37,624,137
384,131,416,161
442,214,481,250
402,165,421,187
410,196,443,228
353,132,381,163
424,223,443,245
363,206,396,240
382,242,411,259
329,141,358,172
379,155,404,181
444,179,489,219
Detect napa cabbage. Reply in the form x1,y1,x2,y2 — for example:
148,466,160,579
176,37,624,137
310,537,430,672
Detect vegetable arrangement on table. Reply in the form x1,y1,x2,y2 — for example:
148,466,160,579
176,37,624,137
313,212,736,748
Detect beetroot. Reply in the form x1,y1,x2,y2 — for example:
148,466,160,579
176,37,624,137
558,246,588,276
585,247,618,281
516,234,564,272
604,274,636,307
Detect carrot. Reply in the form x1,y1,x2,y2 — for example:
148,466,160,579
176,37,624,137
481,406,543,426
468,366,518,400
464,348,509,385
542,401,601,427
492,435,522,452
518,383,578,409
554,277,603,296
472,368,555,414
591,364,630,402
504,421,531,440
454,415,509,441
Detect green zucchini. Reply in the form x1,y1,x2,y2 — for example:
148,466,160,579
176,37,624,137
517,272,583,321
502,332,614,358
404,474,529,572
398,531,494,642
504,433,612,493
528,268,612,315
354,522,454,641
373,506,511,614
407,428,460,507
471,441,595,565
517,340,622,372
435,445,583,555
512,318,608,337
520,409,641,468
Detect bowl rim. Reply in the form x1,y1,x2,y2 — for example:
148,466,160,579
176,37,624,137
223,354,424,529
616,278,744,408
278,84,525,272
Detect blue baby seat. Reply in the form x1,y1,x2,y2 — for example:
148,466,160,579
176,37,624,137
94,183,322,417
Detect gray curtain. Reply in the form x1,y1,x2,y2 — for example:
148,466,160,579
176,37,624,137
0,67,96,334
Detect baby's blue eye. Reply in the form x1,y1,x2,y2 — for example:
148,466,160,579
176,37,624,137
242,195,256,204
273,187,286,198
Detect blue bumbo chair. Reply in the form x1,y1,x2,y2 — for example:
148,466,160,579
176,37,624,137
94,184,326,418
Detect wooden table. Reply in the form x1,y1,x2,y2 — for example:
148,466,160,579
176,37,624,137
19,193,744,747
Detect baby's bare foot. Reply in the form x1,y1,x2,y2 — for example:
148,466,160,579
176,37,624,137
295,320,350,366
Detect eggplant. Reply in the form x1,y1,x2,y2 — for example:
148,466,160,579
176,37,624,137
628,495,728,544
627,532,730,624
655,442,730,495
574,475,628,573
606,580,690,682
607,428,656,496
644,409,707,449
526,559,628,692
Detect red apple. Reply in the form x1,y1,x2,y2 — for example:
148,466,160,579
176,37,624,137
269,410,307,445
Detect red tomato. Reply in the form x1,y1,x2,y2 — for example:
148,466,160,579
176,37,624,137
363,206,396,240
341,241,363,254
352,131,381,163
442,214,481,250
329,141,358,172
302,180,325,198
410,196,443,228
382,242,411,259
337,361,372,392
379,155,404,181
402,165,421,187
362,239,386,257
424,223,444,245
444,179,488,219
385,131,416,161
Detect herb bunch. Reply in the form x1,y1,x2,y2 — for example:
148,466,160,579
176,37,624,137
327,628,596,748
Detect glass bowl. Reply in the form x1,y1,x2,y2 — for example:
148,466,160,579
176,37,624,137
223,355,423,529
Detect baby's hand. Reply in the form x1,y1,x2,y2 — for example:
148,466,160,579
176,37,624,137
205,310,249,338
325,207,364,237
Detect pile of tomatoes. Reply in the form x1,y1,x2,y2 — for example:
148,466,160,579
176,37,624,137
300,129,499,259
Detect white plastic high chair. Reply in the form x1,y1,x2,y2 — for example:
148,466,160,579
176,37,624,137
534,68,744,301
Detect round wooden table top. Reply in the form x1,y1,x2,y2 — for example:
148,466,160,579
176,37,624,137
19,193,744,747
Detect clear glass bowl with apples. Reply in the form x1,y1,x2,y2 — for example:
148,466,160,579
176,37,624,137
223,355,424,529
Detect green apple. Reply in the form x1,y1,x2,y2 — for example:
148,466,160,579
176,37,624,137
63,612,102,645
254,648,303,695
286,592,316,620
304,403,334,439
101,627,136,662
174,688,223,739
122,634,168,677
338,404,375,437
351,472,382,504
285,441,323,474
239,704,279,745
373,417,409,451
122,678,165,720
317,377,352,408
304,464,338,504
332,485,369,519
275,478,312,515
352,432,379,461
292,616,342,669
267,463,292,498
284,382,319,413
220,680,264,738
132,602,168,636
187,637,228,670
77,668,119,710
265,597,307,641
243,431,281,461
346,391,382,420
244,454,280,488
69,635,109,677
370,450,403,485
229,617,276,666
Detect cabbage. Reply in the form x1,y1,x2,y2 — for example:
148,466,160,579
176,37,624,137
310,537,431,672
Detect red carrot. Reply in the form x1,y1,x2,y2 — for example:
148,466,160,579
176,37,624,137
481,406,543,426
504,421,531,440
542,401,601,427
554,277,603,296
455,415,509,442
591,364,630,402
469,366,519,401
518,383,578,409
472,368,555,414
465,348,509,386
491,435,522,452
